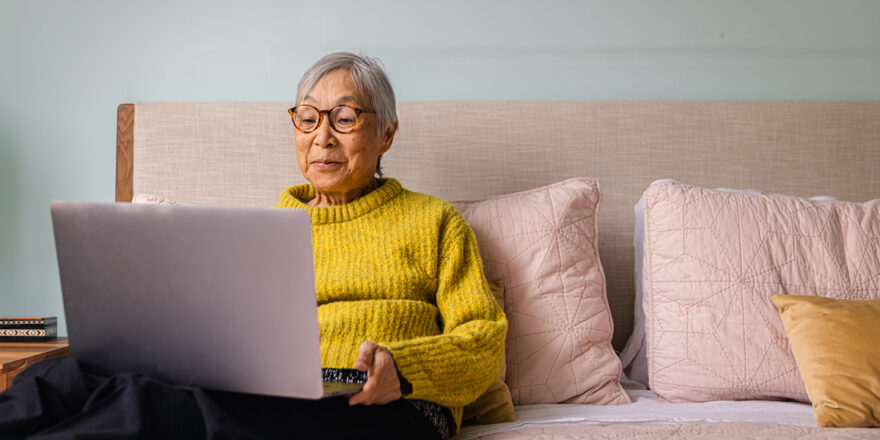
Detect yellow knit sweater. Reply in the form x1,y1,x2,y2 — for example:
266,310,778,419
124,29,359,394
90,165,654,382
275,178,507,431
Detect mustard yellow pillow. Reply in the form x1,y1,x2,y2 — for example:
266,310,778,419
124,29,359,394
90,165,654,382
462,280,515,424
772,294,880,428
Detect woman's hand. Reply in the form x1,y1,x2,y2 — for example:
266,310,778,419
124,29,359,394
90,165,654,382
348,341,402,406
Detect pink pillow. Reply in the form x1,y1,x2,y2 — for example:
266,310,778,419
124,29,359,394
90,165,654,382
455,178,630,406
643,181,880,402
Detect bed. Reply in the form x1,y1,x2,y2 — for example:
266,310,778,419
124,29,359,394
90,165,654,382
116,101,880,438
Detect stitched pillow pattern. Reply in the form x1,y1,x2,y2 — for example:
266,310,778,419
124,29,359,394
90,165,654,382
643,181,880,402
455,177,630,406
620,180,839,389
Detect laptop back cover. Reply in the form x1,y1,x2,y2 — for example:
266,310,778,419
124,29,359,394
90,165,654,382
51,202,324,399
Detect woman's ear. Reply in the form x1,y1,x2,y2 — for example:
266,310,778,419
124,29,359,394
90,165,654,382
379,122,397,155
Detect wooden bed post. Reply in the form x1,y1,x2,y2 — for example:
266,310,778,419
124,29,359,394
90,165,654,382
116,104,134,202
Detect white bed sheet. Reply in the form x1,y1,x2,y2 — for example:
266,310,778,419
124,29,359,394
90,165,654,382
456,389,816,440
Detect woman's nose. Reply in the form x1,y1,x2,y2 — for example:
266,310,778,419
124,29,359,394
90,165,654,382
311,117,336,148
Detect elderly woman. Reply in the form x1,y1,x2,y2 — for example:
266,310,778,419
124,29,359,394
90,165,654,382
272,52,508,437
0,53,505,440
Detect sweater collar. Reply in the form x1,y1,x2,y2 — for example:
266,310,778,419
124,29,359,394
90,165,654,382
278,178,403,224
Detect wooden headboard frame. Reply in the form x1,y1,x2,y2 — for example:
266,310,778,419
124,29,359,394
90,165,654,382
116,104,135,202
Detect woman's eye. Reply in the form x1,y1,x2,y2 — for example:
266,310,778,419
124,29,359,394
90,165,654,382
337,118,355,124
301,118,317,124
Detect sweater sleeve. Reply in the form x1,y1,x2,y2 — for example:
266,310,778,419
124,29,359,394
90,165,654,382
381,211,508,408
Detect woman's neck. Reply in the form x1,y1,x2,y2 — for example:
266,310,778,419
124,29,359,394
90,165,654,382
308,178,380,207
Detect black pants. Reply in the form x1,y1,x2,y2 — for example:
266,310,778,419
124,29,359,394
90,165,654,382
0,357,442,440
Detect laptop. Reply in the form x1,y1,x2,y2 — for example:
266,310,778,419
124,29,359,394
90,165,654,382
50,201,364,399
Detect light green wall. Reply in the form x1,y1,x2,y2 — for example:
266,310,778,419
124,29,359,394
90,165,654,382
1,1,879,335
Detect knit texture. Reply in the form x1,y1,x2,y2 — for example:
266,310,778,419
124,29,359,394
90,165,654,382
275,178,507,431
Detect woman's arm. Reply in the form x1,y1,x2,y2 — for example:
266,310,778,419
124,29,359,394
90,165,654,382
380,213,508,408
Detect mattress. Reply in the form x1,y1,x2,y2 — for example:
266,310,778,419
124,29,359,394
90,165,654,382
457,389,821,439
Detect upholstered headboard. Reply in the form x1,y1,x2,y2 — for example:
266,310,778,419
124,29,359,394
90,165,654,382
116,101,880,350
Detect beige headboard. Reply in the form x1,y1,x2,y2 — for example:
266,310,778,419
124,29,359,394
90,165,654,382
117,101,880,350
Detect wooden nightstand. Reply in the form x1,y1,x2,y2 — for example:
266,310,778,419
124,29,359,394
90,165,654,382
0,338,69,392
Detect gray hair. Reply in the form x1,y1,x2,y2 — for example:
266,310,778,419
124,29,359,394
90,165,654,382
296,52,398,139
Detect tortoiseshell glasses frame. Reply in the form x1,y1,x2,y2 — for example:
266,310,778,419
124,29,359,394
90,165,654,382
288,104,376,134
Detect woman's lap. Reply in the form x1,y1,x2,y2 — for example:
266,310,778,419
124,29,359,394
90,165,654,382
0,357,440,440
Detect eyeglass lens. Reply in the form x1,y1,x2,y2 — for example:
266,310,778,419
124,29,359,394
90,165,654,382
293,106,359,133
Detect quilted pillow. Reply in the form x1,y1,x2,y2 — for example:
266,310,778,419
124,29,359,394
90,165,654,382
455,177,630,406
643,181,880,402
620,180,839,388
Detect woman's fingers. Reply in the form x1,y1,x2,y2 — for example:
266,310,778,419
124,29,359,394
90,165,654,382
354,341,378,371
348,342,401,406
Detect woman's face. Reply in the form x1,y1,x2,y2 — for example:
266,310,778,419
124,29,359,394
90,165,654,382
294,69,394,198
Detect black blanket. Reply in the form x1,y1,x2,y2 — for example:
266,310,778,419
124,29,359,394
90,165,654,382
0,357,440,440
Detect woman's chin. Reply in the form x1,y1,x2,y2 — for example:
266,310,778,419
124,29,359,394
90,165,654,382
308,172,343,186
309,178,349,195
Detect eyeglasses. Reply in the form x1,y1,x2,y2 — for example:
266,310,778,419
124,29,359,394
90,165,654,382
288,104,375,134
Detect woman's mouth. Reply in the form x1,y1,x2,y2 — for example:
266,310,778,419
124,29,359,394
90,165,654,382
311,160,342,171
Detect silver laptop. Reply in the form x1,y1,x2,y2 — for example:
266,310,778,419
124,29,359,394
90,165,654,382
50,201,363,398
